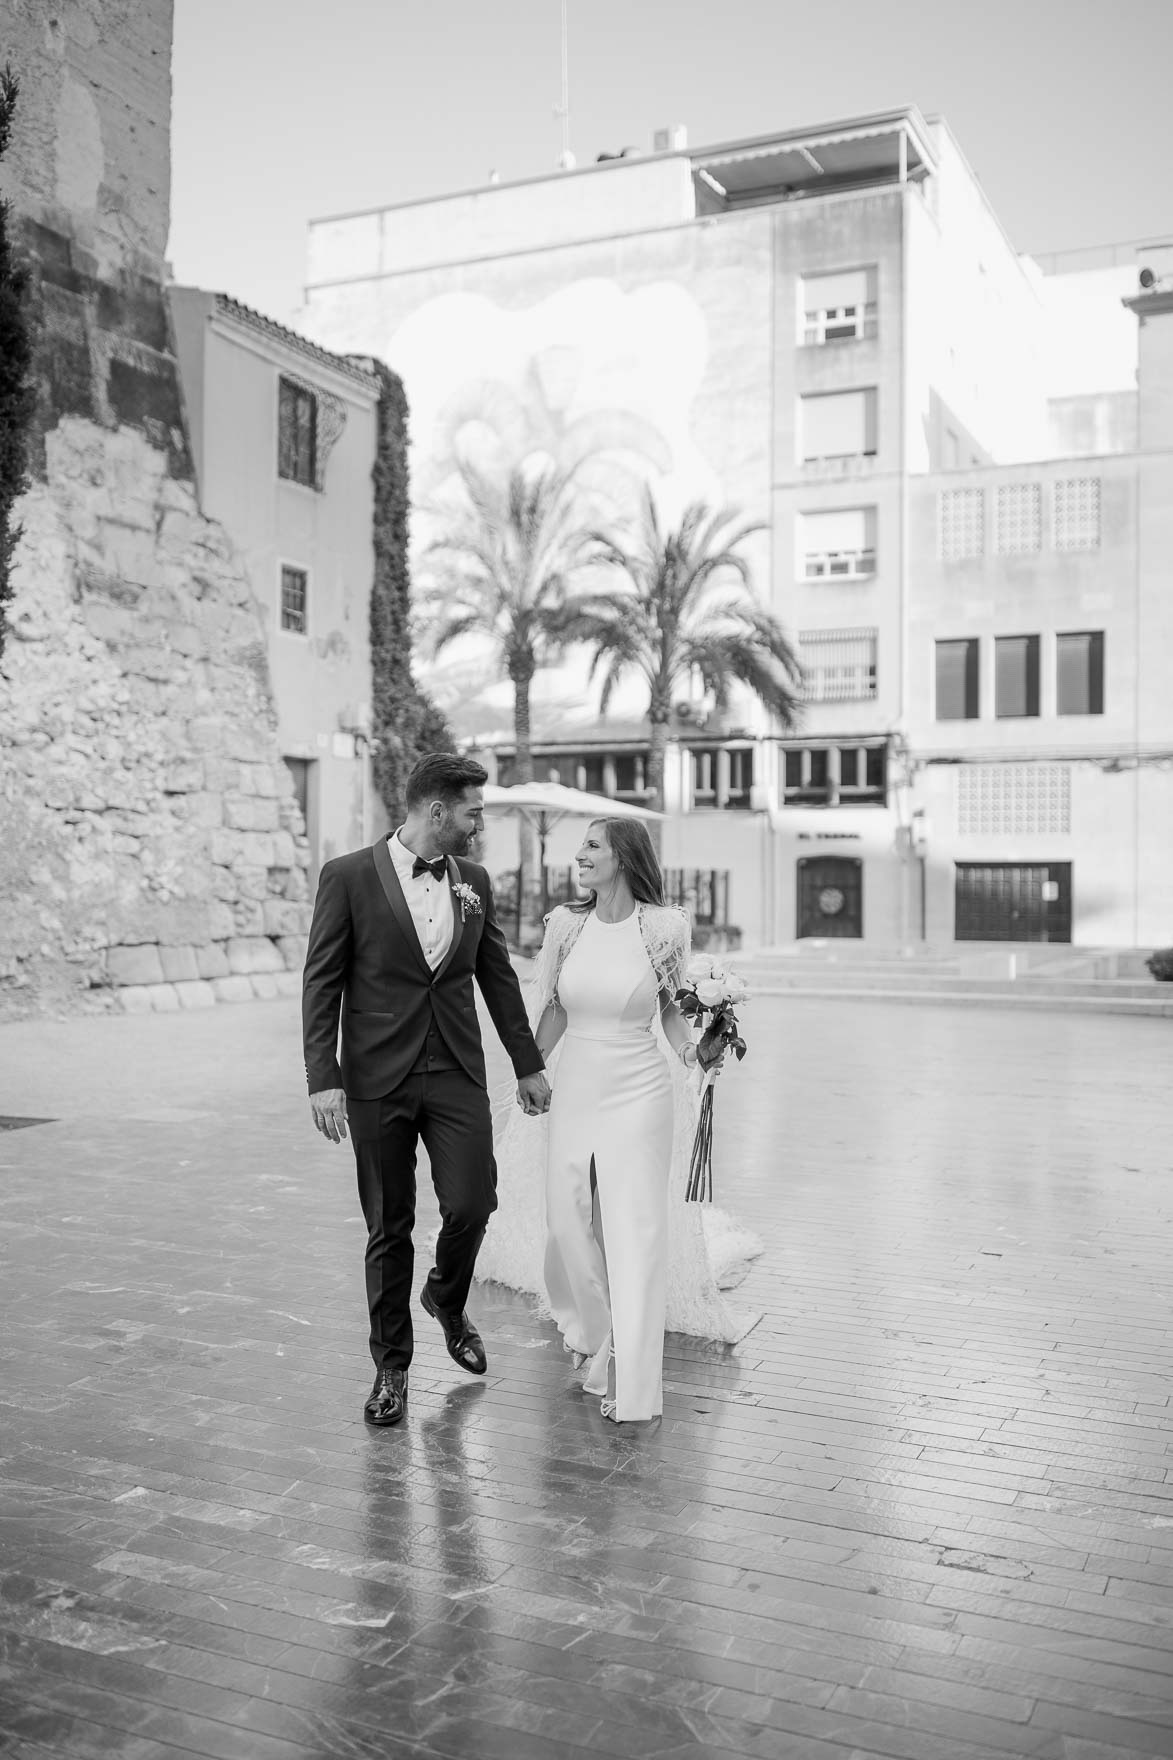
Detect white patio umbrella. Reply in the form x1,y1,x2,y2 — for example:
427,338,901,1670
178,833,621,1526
482,781,663,916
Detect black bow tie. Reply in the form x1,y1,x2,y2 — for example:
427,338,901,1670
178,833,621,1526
411,855,447,882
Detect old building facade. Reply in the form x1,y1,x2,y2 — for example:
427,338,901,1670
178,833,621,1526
169,290,384,879
300,112,1169,950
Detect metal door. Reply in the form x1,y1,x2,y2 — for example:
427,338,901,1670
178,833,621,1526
954,862,1072,942
797,856,863,939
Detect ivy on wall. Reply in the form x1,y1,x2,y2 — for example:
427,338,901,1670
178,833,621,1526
0,67,35,660
367,359,453,825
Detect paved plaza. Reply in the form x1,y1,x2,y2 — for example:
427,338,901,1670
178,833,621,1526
1,991,1171,1760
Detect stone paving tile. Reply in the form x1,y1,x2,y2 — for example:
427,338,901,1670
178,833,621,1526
1,993,1171,1759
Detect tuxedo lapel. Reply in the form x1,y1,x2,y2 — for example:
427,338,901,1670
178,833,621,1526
431,856,469,986
371,837,433,981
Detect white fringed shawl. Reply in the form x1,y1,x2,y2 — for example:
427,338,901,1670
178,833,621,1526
477,902,762,1344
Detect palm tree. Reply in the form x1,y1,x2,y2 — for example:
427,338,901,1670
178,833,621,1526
559,489,804,826
420,452,596,780
418,452,597,921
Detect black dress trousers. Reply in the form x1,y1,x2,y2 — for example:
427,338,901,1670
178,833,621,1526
347,1023,498,1371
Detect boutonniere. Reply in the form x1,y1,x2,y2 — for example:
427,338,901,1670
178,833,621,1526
452,881,482,921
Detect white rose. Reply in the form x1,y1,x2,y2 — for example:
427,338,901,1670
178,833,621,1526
695,977,727,1007
685,954,714,983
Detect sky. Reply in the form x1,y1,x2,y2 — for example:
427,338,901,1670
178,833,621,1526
169,0,1173,326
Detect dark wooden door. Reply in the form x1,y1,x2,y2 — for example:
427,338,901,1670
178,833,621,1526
954,862,1072,942
797,856,863,938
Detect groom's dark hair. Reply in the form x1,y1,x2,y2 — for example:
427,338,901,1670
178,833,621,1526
405,751,489,809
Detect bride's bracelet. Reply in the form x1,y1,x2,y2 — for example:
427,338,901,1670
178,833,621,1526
678,1042,698,1068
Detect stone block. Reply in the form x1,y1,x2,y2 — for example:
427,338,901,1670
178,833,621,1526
262,899,311,938
183,792,224,829
174,980,217,1010
195,943,230,979
223,794,280,834
271,831,296,869
232,900,265,936
272,970,303,998
236,866,271,902
83,601,135,645
211,868,238,903
250,973,279,1000
107,943,165,987
226,936,285,976
208,903,236,941
158,945,199,983
169,625,207,661
202,756,237,792
283,867,309,903
144,983,181,1012
212,975,255,1004
238,763,280,798
162,759,204,795
276,936,306,973
116,985,155,1016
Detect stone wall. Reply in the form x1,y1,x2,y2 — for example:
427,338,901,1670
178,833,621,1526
0,0,173,280
0,0,317,1018
0,420,312,1018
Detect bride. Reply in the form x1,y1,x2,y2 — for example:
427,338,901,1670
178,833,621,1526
478,816,760,1423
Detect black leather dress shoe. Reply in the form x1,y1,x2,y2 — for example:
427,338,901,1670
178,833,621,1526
364,1366,408,1426
420,1284,487,1375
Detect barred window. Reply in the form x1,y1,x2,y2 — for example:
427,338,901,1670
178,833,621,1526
781,741,886,807
278,377,317,487
280,565,308,634
939,488,984,560
798,628,878,702
1054,478,1101,550
995,483,1041,555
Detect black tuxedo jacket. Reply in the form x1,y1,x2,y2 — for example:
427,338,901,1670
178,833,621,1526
301,839,543,1100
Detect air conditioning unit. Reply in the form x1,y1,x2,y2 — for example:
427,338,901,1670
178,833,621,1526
653,124,688,153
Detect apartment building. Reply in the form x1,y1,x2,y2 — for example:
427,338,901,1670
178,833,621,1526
298,112,1168,947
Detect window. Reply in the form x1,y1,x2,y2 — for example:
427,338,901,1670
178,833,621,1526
939,488,984,560
995,483,1041,555
613,754,646,798
691,749,716,806
726,748,754,809
801,268,877,345
280,565,308,634
995,635,1040,718
781,742,886,807
801,389,877,462
1054,478,1101,550
1057,631,1104,715
798,628,878,702
800,507,876,578
278,377,317,487
935,639,979,720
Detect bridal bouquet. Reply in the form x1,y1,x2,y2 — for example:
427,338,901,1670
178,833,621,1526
674,956,749,1203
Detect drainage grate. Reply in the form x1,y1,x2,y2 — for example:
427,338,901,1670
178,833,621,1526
0,1117,56,1131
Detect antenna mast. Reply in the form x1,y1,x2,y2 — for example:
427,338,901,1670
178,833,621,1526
556,0,574,168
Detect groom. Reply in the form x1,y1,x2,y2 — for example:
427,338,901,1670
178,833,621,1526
302,751,550,1427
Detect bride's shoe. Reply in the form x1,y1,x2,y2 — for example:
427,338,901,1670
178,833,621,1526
562,1342,590,1372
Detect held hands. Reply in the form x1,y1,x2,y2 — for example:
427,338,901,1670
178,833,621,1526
310,1088,349,1143
517,1072,552,1117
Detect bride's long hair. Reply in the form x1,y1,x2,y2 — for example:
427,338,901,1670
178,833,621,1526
567,817,665,912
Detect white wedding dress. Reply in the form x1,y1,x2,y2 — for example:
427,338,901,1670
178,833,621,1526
477,903,762,1420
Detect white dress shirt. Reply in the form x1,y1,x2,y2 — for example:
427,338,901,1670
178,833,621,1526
389,830,455,971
